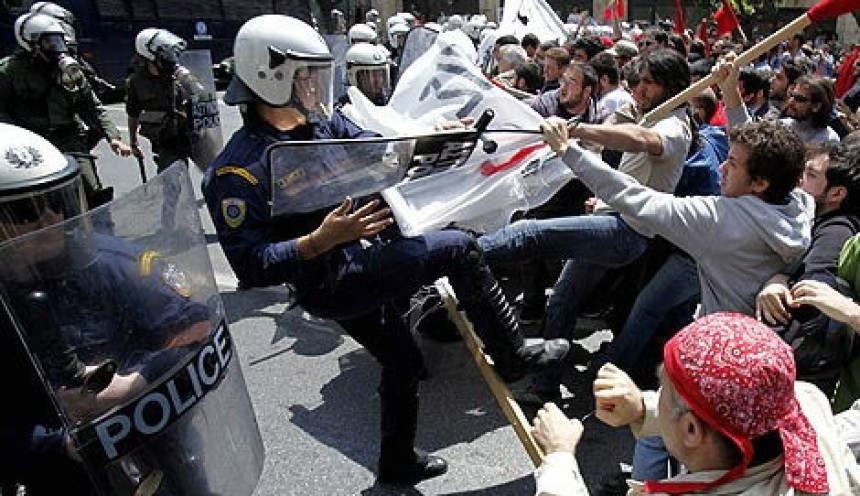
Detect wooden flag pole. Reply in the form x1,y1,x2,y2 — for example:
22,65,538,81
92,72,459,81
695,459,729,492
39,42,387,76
435,278,546,467
642,14,810,124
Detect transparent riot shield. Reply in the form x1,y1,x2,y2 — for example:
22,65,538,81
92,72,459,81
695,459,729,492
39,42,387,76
177,50,224,172
324,34,349,101
267,129,482,217
397,26,439,81
0,164,264,495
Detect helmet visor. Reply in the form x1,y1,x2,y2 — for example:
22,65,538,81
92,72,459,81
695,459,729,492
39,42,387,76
38,32,68,56
0,175,84,243
354,65,391,104
292,63,333,121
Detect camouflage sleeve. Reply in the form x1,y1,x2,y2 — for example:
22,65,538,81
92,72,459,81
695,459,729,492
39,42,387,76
79,85,122,142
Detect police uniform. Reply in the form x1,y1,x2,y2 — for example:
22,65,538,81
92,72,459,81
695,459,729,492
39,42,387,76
202,108,560,477
0,52,121,204
125,65,191,172
0,233,208,493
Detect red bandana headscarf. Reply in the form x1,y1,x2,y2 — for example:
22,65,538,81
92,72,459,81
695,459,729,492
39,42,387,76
645,312,829,494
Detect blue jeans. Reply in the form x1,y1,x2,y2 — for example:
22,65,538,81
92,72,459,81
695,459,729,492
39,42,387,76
478,214,649,340
633,436,673,481
600,252,700,371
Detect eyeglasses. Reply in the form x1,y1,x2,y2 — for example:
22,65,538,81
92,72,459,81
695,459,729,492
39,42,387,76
788,92,811,103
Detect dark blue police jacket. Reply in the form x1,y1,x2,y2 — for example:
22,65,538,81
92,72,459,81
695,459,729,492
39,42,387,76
202,109,377,289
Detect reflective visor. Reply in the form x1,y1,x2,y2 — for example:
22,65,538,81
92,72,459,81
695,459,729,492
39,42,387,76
0,177,84,242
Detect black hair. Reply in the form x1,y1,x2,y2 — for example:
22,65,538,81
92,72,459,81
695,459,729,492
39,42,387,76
588,52,620,86
688,39,707,59
729,120,806,204
570,36,605,61
515,62,543,94
539,40,559,51
646,27,669,46
782,57,809,86
668,33,687,58
738,67,770,99
795,75,835,129
495,35,520,47
689,58,713,80
521,33,540,51
818,142,860,215
692,89,719,124
622,56,643,88
642,49,691,103
570,62,599,95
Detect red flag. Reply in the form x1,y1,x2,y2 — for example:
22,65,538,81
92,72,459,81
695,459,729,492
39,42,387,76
713,0,739,38
836,46,860,98
697,18,711,57
673,0,686,34
807,0,860,23
603,0,625,20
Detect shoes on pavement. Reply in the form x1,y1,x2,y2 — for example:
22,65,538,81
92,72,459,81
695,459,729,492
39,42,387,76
377,449,448,485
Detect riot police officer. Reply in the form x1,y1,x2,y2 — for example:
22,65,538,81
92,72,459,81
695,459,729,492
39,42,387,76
0,123,219,494
202,14,569,485
126,28,192,172
0,13,131,209
344,43,392,105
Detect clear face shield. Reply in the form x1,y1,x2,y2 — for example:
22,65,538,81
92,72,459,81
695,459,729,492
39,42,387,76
291,63,334,123
352,64,391,105
0,173,89,282
391,32,406,50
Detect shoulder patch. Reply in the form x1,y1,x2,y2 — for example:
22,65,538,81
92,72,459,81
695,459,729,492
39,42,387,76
221,198,246,228
216,166,259,185
138,250,161,278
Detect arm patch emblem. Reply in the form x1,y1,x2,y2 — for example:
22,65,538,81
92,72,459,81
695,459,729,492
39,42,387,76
221,198,246,228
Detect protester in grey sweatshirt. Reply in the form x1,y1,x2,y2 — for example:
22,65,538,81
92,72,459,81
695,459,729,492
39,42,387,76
541,117,814,316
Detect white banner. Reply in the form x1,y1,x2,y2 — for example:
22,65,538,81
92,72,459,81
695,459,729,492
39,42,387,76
498,0,567,43
341,35,573,236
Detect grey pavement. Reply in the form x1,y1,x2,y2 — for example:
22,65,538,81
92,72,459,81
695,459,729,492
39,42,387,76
92,97,635,495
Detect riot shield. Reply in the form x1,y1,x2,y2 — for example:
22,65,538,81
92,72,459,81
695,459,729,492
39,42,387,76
0,164,264,495
177,50,224,172
397,26,439,81
267,128,484,217
323,34,349,101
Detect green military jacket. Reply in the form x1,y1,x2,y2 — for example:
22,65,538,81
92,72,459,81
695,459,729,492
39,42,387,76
125,66,189,149
0,52,121,152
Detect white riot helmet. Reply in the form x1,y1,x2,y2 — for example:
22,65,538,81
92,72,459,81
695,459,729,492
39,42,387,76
348,23,377,44
135,28,186,72
227,15,333,120
345,43,391,105
388,23,409,50
29,2,75,25
464,18,484,40
15,13,85,91
398,12,416,27
365,9,379,23
445,14,463,31
0,123,83,243
386,15,406,34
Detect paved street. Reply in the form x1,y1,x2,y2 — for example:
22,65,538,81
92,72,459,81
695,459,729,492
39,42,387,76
91,97,635,495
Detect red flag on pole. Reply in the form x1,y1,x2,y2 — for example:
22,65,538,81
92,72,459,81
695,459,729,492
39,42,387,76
713,0,739,37
673,0,686,34
603,0,625,20
697,18,711,57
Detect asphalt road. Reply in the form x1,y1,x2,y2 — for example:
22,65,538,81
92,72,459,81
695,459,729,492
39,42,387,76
90,97,635,495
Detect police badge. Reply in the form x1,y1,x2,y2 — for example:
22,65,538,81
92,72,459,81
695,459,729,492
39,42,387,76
221,198,246,228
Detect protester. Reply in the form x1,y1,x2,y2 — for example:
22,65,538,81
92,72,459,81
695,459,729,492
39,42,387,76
532,312,860,494
540,46,570,93
589,52,634,124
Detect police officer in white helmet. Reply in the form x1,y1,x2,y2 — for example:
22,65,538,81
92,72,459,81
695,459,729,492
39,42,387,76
202,14,569,486
344,43,391,105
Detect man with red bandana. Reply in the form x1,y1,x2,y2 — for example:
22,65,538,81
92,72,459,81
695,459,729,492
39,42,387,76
530,312,860,494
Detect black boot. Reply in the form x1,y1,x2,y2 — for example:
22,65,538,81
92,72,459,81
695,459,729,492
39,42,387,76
459,268,569,383
378,448,448,485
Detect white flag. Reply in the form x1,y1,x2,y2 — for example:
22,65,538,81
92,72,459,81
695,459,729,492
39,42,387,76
341,34,573,237
498,0,567,43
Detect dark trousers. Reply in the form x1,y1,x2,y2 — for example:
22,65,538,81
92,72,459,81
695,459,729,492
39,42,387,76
296,228,520,462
